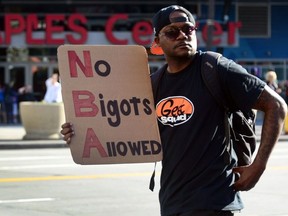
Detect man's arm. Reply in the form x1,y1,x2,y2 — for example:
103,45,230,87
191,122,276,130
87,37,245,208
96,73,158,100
233,85,287,191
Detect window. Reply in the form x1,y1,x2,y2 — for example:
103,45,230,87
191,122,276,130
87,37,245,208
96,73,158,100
237,4,270,37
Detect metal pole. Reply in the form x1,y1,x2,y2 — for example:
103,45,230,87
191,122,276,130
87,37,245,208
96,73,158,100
207,0,215,50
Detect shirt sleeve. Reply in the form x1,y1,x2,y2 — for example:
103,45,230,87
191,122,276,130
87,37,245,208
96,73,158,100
217,56,266,112
45,78,52,87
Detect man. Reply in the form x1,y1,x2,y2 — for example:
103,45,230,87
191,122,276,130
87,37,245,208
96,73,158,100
61,5,287,216
43,73,62,103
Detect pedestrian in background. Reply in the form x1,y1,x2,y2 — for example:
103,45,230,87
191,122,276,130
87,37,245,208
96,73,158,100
265,70,282,94
0,83,7,123
61,5,287,216
18,85,36,102
43,73,62,103
4,82,19,124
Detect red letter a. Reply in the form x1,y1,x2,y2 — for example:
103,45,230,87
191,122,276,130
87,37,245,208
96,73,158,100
83,128,108,158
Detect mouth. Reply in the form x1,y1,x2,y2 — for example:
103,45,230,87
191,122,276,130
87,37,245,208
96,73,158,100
174,42,192,50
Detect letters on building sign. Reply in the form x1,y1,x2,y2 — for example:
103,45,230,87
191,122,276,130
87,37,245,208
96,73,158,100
0,13,241,47
0,14,88,44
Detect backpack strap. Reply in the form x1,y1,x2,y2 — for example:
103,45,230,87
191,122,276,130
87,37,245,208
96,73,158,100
151,64,168,103
149,65,167,192
201,51,231,164
149,162,157,191
201,51,225,108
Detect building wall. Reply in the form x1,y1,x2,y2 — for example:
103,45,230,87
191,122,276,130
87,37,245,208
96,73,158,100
0,1,287,114
223,4,288,60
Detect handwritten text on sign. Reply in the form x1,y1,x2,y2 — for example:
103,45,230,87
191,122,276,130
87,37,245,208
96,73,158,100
62,48,161,162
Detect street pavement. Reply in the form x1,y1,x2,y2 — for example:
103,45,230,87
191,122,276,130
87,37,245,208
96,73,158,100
1,124,288,216
1,124,288,149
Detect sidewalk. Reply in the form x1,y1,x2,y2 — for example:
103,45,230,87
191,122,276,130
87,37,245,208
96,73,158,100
0,124,288,150
0,124,67,149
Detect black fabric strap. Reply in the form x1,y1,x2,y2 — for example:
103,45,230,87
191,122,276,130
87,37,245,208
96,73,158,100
149,66,167,192
201,51,231,164
149,162,157,191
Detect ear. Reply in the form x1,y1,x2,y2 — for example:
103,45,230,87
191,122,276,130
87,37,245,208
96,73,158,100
150,37,164,55
154,37,160,46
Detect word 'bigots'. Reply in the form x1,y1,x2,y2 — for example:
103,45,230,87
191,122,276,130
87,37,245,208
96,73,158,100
72,91,153,127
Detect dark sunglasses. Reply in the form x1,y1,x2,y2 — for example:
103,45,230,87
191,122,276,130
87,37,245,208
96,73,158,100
159,25,197,40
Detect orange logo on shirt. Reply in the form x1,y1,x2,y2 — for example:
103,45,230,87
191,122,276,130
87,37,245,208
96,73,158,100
156,96,194,127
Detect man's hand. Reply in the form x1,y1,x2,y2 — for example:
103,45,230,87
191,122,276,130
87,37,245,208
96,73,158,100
233,162,265,191
60,122,74,144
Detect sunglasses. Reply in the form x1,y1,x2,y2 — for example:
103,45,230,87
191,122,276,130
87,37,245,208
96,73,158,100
159,25,197,40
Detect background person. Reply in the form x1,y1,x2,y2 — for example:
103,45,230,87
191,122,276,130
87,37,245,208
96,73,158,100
43,73,62,103
0,83,7,123
4,82,19,124
18,85,36,102
265,70,282,94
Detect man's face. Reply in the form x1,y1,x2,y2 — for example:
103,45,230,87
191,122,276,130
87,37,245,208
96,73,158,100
156,11,197,58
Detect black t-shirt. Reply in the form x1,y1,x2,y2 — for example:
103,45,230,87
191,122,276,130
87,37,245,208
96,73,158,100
151,51,265,216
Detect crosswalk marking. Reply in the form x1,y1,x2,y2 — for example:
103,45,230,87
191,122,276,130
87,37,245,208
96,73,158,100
0,156,70,161
0,198,55,204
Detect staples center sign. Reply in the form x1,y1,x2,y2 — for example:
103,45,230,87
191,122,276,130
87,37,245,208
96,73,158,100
0,13,241,47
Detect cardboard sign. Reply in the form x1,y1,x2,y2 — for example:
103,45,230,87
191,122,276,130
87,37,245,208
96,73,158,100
57,45,162,164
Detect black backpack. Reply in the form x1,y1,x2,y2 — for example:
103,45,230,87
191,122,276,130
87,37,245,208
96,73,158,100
201,51,256,167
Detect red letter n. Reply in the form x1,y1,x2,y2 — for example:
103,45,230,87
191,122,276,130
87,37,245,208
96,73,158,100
68,50,93,77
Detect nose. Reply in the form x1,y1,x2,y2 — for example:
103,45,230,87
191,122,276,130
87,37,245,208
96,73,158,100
177,29,188,39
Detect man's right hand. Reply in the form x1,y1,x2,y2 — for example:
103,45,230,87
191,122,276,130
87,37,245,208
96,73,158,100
60,122,74,144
